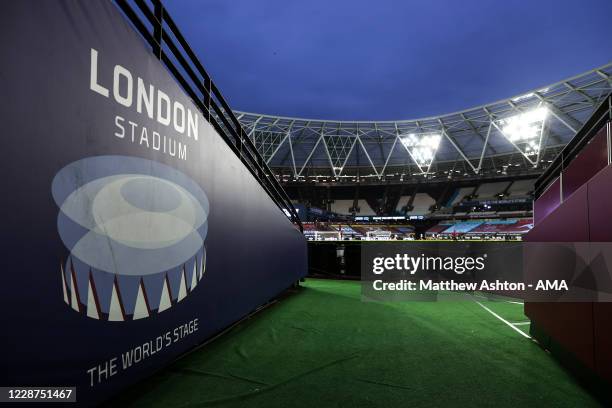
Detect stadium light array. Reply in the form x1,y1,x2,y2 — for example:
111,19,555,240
400,133,441,168
499,107,548,156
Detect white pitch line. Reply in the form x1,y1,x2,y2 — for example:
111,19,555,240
472,293,523,305
512,321,531,326
475,300,531,339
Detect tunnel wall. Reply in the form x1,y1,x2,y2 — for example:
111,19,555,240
526,120,612,386
0,1,306,405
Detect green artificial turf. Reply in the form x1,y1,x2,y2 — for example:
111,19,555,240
109,279,601,407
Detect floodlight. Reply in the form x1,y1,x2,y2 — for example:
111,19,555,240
400,133,441,167
499,107,547,157
500,107,548,142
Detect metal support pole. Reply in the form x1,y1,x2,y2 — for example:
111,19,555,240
607,121,611,165
559,171,563,204
153,1,163,59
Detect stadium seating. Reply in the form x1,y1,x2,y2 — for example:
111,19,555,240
425,222,453,236
447,187,474,206
339,225,358,235
356,199,376,215
349,225,368,235
500,219,533,234
507,179,535,198
331,224,361,237
330,199,355,215
474,181,510,199
406,193,435,215
306,218,534,240
466,219,514,233
302,223,318,231
394,226,415,234
302,223,417,240
442,220,483,234
471,211,496,217
426,218,533,236
330,199,376,215
286,179,536,220
396,193,435,215
395,195,411,212
497,210,529,217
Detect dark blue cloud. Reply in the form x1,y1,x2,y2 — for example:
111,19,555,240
165,0,612,120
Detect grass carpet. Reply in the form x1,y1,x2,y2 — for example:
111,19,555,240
109,278,601,407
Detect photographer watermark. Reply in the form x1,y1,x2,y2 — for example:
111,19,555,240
361,242,612,302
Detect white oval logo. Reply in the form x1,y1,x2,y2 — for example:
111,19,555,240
52,156,209,321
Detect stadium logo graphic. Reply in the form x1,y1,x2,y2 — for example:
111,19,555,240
52,156,209,321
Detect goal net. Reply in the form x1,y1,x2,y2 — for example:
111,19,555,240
313,231,342,241
366,230,392,240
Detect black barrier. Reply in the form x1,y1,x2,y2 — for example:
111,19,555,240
308,242,363,278
114,0,302,230
0,1,306,405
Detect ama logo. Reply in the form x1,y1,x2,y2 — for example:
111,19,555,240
52,156,209,321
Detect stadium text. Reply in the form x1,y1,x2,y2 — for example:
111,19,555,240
86,318,199,387
114,115,187,160
89,48,197,161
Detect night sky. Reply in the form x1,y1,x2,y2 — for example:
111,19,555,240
164,0,612,121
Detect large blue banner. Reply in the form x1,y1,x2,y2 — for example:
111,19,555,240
0,1,307,405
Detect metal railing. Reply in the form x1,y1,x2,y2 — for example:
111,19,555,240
534,93,612,199
114,0,302,231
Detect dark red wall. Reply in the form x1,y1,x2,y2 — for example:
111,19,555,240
526,157,612,382
526,184,594,369
562,127,608,201
533,177,561,225
587,166,612,382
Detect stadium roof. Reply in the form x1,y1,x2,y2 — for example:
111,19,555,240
236,63,612,183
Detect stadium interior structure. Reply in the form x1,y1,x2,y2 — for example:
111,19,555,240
4,0,612,407
236,67,612,241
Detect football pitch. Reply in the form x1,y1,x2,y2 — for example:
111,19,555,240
109,279,600,407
